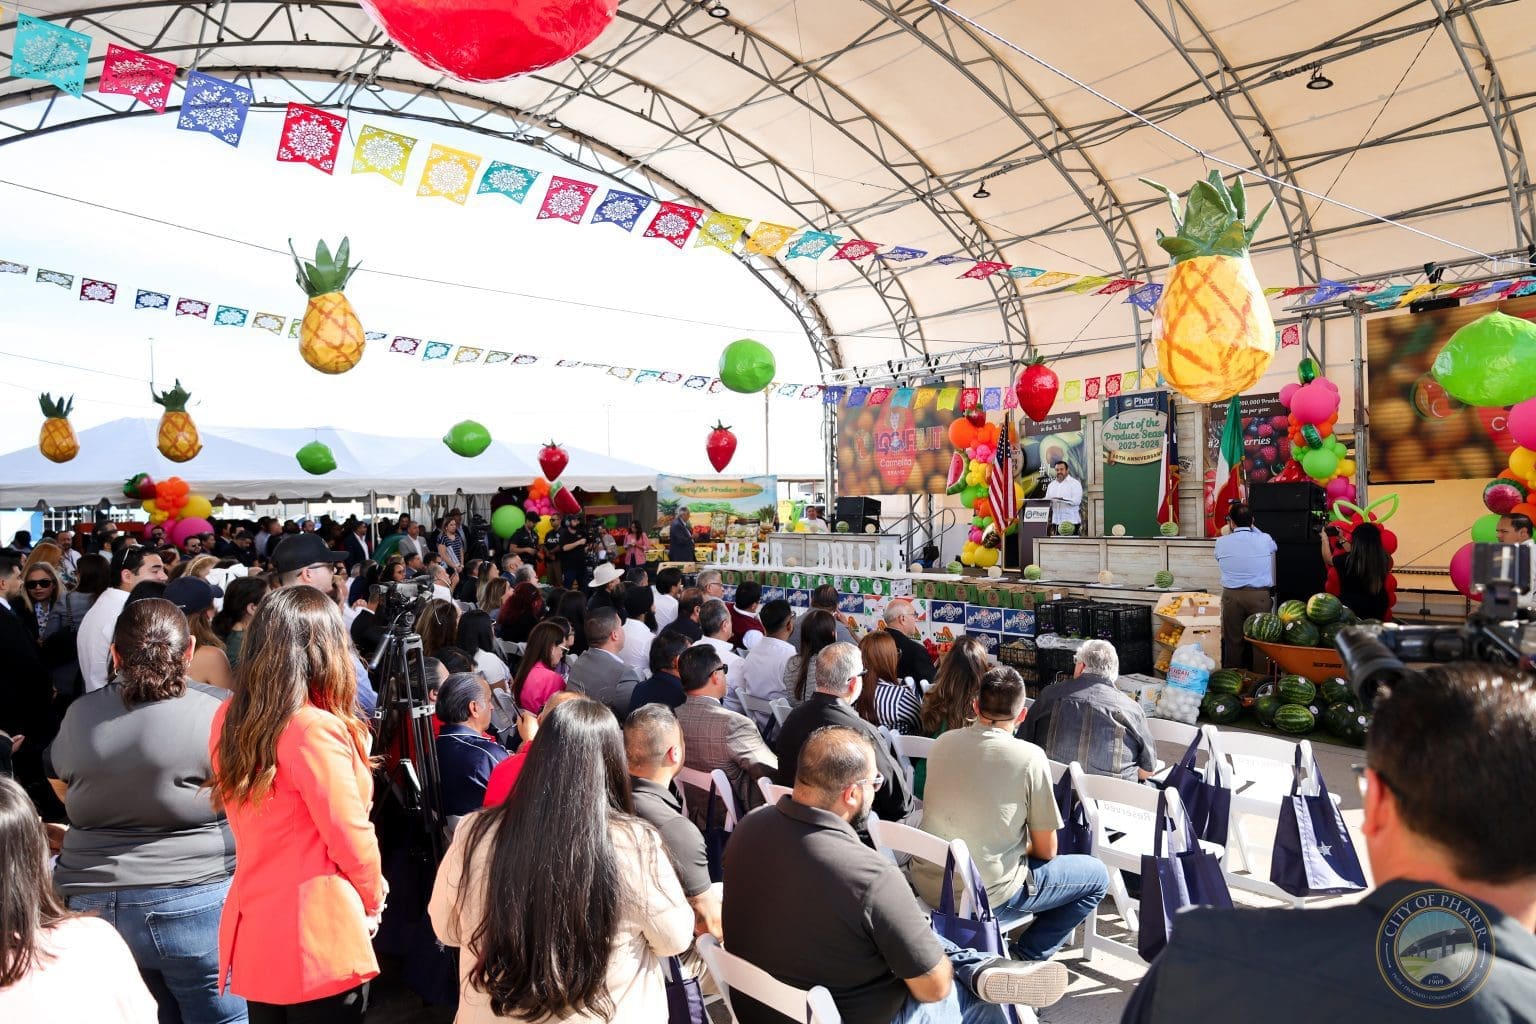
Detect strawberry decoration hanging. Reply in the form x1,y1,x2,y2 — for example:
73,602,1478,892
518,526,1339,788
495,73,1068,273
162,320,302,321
707,421,737,473
1015,356,1059,423
964,405,987,427
538,439,569,481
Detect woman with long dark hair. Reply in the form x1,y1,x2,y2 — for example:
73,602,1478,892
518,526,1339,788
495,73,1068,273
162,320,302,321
855,630,922,734
915,636,992,796
783,609,838,703
210,587,383,1023
415,598,461,658
0,775,156,1020
510,620,569,714
458,609,510,685
48,599,244,1023
211,576,267,669
429,699,692,1023
555,589,589,656
496,581,544,643
1325,521,1392,622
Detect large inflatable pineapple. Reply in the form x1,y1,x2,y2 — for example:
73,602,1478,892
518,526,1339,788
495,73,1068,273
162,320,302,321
38,393,79,463
290,237,365,374
1146,171,1276,404
152,379,202,463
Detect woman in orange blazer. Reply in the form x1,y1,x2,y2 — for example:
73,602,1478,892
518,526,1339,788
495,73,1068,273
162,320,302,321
209,585,384,1023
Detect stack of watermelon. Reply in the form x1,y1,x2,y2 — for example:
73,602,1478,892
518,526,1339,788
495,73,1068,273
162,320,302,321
1241,592,1355,650
1199,669,1244,724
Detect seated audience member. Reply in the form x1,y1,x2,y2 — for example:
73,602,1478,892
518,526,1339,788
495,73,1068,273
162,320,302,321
652,566,683,632
854,630,923,735
914,636,992,795
913,667,1109,960
0,776,158,1022
883,599,937,684
416,598,460,658
773,643,913,825
212,576,266,670
728,598,796,725
1124,662,1536,1022
788,584,856,647
696,599,746,691
674,645,777,826
619,585,656,674
46,599,244,1023
430,699,693,1022
723,726,1067,1024
478,576,509,617
510,621,568,714
587,563,626,619
727,580,765,651
1022,639,1154,781
566,607,643,718
627,632,690,718
482,691,586,806
660,586,704,643
783,608,839,705
435,673,510,816
554,590,590,656
623,704,722,940
457,609,510,686
496,581,544,644
164,576,234,691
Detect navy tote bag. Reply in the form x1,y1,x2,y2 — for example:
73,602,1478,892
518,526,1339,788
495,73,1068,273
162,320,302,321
1139,788,1232,961
1270,746,1367,897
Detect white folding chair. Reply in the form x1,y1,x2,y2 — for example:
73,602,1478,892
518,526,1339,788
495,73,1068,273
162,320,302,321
769,698,792,726
738,692,779,736
489,688,522,740
757,777,792,805
1143,717,1200,778
1046,758,1070,784
890,734,935,795
696,935,841,1024
677,766,741,829
494,638,523,662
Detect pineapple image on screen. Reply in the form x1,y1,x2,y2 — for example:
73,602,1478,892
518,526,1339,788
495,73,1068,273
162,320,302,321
1145,171,1276,404
153,380,202,462
38,393,79,463
290,236,365,374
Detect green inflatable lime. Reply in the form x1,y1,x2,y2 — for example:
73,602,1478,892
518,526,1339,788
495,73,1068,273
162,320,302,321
443,420,492,457
491,505,526,538
1432,312,1536,406
719,339,777,394
296,441,337,475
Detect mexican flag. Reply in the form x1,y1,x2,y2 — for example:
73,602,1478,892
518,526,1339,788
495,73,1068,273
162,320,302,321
1207,395,1245,535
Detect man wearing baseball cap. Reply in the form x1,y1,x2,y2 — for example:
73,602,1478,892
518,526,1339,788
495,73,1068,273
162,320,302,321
270,533,376,716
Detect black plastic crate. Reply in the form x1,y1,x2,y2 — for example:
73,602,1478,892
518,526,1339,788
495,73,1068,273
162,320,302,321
998,638,1037,669
1037,646,1079,685
1039,599,1094,638
1115,640,1154,676
1090,604,1153,644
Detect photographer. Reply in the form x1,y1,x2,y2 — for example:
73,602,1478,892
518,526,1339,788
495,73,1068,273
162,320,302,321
546,513,590,589
1321,522,1391,622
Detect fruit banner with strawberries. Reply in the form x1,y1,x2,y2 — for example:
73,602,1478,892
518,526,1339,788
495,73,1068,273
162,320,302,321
1102,392,1175,537
835,386,962,494
1202,393,1284,534
657,475,777,519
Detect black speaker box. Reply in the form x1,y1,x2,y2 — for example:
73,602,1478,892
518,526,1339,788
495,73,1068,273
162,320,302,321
835,496,882,533
1274,541,1327,605
1250,483,1325,544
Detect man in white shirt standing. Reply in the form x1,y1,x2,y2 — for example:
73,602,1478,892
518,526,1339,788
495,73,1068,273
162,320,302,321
1495,512,1536,611
1043,461,1084,535
728,599,796,727
77,546,168,692
653,566,682,631
695,599,746,695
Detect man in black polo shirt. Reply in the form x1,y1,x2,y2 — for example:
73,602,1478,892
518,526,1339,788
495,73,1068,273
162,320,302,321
626,632,690,718
724,726,1067,1023
882,599,937,684
623,703,721,941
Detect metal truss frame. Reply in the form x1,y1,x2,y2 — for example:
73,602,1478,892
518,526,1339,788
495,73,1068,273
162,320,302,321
820,342,1014,387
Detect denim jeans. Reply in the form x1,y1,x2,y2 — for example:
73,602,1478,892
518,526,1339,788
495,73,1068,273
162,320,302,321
890,936,1010,1024
67,877,247,1024
996,854,1110,961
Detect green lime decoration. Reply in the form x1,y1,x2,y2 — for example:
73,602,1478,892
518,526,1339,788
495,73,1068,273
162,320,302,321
491,505,526,538
443,420,492,457
718,339,777,394
1431,312,1536,407
296,441,337,475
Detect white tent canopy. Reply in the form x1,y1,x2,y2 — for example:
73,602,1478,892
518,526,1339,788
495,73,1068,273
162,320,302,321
0,419,658,508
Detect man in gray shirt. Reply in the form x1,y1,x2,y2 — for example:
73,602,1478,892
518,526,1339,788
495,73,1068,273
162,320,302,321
1022,639,1155,781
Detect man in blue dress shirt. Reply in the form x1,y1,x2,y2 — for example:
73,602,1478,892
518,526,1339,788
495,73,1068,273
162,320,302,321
1212,502,1275,670
433,672,509,816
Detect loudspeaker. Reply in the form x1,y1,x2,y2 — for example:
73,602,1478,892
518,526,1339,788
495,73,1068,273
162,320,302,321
1250,483,1325,544
835,496,882,533
1274,541,1327,605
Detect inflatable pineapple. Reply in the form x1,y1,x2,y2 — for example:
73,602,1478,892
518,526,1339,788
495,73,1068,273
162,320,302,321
38,392,79,463
290,237,365,374
1146,171,1276,404
152,379,202,463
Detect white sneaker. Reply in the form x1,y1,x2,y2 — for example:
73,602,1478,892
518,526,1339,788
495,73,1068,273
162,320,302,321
974,959,1069,1008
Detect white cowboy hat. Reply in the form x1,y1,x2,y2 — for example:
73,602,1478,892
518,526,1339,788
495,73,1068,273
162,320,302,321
589,563,625,588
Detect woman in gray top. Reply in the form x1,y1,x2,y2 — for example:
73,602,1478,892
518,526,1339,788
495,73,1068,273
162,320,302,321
46,598,246,1024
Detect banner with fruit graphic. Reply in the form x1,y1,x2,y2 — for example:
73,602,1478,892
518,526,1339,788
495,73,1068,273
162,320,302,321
1102,391,1174,537
1202,393,1284,535
1021,413,1086,483
836,386,961,494
657,475,777,520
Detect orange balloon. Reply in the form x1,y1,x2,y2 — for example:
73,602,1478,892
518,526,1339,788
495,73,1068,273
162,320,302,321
1316,421,1334,438
949,419,978,450
974,498,993,518
979,423,1000,446
1499,468,1522,481
1510,502,1536,520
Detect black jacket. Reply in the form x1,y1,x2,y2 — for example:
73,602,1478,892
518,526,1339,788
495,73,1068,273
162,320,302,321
772,693,913,824
889,629,936,684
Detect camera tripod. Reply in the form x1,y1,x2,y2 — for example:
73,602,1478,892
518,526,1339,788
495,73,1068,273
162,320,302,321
370,618,444,863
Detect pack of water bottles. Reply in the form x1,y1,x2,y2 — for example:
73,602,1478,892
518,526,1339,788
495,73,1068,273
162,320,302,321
1156,643,1215,723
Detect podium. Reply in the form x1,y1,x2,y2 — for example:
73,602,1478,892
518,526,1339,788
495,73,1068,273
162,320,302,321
1017,499,1052,567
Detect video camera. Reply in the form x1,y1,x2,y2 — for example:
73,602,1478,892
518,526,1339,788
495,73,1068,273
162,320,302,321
1335,542,1536,706
369,579,434,629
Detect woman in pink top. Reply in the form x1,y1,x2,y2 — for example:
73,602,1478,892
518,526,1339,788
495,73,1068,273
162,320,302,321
510,620,568,713
0,776,156,1023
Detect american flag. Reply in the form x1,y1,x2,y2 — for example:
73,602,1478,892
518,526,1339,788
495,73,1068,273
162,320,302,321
988,416,1018,530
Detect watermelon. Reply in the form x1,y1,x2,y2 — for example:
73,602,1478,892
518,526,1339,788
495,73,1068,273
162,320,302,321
1155,570,1174,588
1024,564,1043,581
1242,612,1265,637
1317,622,1342,650
1306,593,1343,624
1277,675,1316,705
1322,700,1357,737
1277,599,1309,624
1246,613,1283,642
1337,606,1359,625
1159,521,1179,537
945,452,967,495
1273,704,1316,734
1207,670,1244,695
1253,695,1282,727
1283,619,1321,647
1058,522,1077,535
1484,477,1527,515
1342,708,1371,743
1320,679,1354,705
1201,693,1242,724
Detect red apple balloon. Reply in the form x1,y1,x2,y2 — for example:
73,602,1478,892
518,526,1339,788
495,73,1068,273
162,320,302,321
707,422,737,473
357,0,618,83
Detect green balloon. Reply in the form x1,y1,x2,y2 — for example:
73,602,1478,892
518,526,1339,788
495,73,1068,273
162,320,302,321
296,441,337,475
1301,447,1338,480
961,484,987,505
443,419,492,457
1432,312,1536,406
603,514,618,530
491,505,525,538
1471,513,1502,544
719,339,777,394
1297,357,1320,384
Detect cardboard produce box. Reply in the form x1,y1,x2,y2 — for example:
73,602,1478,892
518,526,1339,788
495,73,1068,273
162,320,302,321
1153,592,1221,668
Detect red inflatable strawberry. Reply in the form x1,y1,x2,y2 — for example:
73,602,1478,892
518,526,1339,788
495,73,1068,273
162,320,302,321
707,422,737,473
357,0,617,82
538,440,569,481
964,405,987,427
1015,356,1059,422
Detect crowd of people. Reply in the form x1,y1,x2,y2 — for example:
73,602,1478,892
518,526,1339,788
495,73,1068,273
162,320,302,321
1,506,1533,1024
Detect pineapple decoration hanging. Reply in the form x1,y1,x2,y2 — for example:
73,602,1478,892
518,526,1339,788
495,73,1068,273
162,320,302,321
38,393,79,463
290,236,366,374
1145,171,1277,404
152,379,203,463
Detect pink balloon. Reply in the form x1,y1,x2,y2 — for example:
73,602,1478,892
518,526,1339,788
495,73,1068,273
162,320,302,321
1449,542,1481,601
968,527,984,543
1325,476,1356,505
1290,381,1341,426
168,517,213,547
1278,382,1300,408
1318,377,1339,393
1509,397,1536,450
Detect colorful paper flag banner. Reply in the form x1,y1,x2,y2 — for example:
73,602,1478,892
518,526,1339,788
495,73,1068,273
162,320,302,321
1121,371,1139,393
12,15,91,97
913,388,937,409
892,387,914,407
288,319,301,339
478,161,540,203
135,290,169,310
391,336,421,355
277,103,346,173
214,305,247,327
1084,377,1102,399
868,386,892,405
876,246,927,262
352,125,417,183
176,298,209,318
1096,278,1142,296
36,269,71,288
1030,271,1076,288
644,202,704,248
833,240,881,262
745,223,796,257
937,387,960,410
418,144,481,204
1278,324,1301,348
1126,283,1163,311
696,213,749,252
1067,276,1112,294
960,261,1008,280
538,176,598,223
484,351,513,365
847,387,870,407
1008,267,1046,280
177,71,253,147
364,331,387,343
1063,380,1082,402
79,279,116,303
930,255,970,266
454,346,483,363
786,231,841,260
251,312,284,335
823,386,847,405
960,387,980,409
0,261,27,275
592,190,653,231
99,44,176,113
423,341,452,360
1104,374,1121,397
982,387,1001,410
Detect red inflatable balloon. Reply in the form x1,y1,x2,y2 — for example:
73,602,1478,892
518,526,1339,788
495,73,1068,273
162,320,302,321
358,0,618,82
1449,542,1480,601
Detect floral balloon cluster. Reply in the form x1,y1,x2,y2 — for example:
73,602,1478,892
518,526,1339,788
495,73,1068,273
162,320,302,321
521,477,583,545
1325,494,1399,615
1272,358,1357,505
947,409,1023,568
124,473,215,546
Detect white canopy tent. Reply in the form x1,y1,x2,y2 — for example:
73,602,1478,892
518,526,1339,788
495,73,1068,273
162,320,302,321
0,419,659,508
